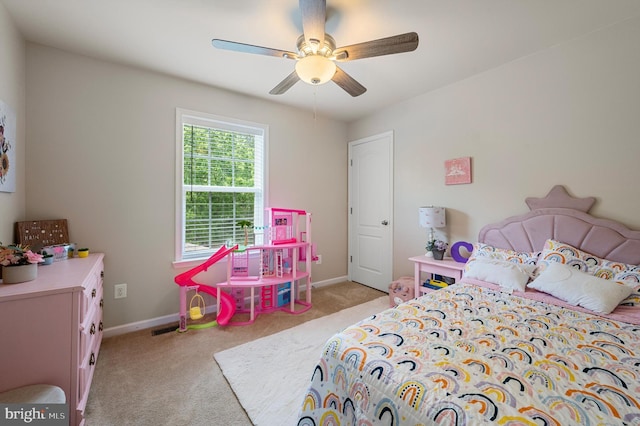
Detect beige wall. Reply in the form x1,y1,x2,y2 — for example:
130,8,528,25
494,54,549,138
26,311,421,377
348,16,640,279
16,14,640,330
25,44,348,328
0,3,25,242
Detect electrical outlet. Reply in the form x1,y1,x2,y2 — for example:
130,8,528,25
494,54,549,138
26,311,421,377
315,254,322,265
114,283,127,299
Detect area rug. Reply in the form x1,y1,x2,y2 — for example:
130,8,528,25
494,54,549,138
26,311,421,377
214,296,389,425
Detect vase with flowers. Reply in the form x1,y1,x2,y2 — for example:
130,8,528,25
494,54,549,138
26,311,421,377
0,243,44,284
426,239,448,260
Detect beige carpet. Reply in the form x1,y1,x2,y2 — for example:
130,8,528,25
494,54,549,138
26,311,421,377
84,281,385,425
215,296,389,425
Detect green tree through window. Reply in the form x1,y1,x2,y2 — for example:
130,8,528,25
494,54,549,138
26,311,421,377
177,109,266,261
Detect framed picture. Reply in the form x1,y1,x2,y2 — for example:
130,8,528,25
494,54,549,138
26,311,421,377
445,157,472,185
0,100,16,192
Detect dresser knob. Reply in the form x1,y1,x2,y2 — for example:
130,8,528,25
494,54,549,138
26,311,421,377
89,353,96,366
90,323,96,335
100,298,104,308
99,321,103,331
91,289,96,298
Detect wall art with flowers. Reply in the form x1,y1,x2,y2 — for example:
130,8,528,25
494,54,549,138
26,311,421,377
0,99,16,193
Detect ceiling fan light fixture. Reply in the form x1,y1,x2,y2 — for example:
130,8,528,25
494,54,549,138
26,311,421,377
212,2,418,97
295,55,336,85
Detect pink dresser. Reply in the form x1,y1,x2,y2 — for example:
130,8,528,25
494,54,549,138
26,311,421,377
0,253,104,426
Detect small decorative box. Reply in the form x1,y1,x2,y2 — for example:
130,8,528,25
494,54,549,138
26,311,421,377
42,243,76,262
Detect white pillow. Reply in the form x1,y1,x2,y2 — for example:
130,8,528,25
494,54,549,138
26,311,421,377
463,257,536,291
528,262,634,314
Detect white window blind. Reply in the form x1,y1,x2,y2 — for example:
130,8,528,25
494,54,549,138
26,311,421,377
176,109,266,261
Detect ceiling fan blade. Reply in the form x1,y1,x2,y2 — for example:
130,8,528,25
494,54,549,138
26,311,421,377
269,71,301,95
299,0,326,46
333,32,419,61
212,39,298,60
332,66,366,97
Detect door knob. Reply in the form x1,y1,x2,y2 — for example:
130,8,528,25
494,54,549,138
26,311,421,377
381,220,389,225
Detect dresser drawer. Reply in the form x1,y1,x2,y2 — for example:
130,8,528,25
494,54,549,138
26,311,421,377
78,333,101,413
79,298,103,362
80,263,103,321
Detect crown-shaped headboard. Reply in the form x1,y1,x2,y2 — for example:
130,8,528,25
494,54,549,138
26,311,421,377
478,186,640,265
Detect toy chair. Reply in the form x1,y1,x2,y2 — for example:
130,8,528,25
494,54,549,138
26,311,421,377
189,292,206,320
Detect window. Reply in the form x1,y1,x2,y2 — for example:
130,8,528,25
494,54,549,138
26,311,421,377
176,109,267,262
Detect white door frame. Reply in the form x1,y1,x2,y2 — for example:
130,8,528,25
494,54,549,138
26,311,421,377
347,131,394,291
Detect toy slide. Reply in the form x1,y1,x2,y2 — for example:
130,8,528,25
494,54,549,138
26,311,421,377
194,284,235,326
175,245,238,327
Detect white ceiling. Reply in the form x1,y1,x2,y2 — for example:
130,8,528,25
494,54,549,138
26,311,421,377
3,0,640,122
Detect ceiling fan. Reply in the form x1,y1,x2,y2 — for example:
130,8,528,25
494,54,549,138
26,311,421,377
212,0,419,97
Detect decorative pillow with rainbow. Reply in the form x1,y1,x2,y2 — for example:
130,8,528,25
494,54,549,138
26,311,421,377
466,242,540,269
537,239,640,287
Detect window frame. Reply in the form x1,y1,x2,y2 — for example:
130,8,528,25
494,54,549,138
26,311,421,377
174,108,268,266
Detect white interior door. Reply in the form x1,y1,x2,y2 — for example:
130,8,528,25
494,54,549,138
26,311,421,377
348,131,393,292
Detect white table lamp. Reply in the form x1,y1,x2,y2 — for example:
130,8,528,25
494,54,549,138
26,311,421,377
419,206,446,256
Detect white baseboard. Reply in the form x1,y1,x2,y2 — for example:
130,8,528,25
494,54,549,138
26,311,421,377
311,275,348,288
103,275,350,338
103,313,181,338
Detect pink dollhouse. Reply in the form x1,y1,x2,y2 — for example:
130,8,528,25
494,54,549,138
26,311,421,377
176,207,317,329
222,208,316,324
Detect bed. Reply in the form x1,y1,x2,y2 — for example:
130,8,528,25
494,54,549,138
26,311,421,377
297,186,640,425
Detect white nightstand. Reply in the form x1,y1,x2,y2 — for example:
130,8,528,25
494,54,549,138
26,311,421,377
408,255,466,297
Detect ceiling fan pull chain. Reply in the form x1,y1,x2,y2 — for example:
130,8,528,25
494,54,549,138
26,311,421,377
313,89,317,123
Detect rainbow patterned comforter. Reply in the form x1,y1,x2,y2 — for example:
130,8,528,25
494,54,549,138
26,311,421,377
297,283,640,425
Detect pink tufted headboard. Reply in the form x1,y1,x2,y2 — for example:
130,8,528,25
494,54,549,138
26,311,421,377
478,186,640,265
